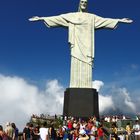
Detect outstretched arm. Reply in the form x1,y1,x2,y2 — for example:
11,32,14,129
118,18,133,23
94,14,133,29
29,15,70,27
29,16,45,21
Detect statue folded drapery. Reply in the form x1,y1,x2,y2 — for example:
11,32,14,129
42,12,119,88
29,0,132,88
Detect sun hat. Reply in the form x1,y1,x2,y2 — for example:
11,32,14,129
79,129,86,135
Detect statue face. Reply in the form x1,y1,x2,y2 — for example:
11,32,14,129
79,0,88,11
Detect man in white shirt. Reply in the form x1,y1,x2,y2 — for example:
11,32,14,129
39,122,49,140
133,120,140,140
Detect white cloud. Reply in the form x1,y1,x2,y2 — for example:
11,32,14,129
0,74,64,131
99,94,115,113
92,80,136,115
92,80,104,92
110,87,136,113
0,75,137,131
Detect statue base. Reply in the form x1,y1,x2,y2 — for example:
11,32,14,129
63,88,99,119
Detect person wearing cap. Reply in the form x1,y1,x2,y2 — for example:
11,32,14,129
78,129,89,140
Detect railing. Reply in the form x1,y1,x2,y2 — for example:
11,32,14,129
18,132,23,140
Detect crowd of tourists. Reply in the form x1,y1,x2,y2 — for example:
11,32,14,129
0,122,18,140
22,116,140,140
22,116,104,140
1,115,140,140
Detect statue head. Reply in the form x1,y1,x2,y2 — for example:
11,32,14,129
78,0,88,12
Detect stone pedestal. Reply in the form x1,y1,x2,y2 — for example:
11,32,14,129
63,88,99,119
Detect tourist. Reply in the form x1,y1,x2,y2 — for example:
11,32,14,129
97,124,104,140
48,125,56,140
56,126,63,140
89,122,97,140
0,125,9,140
73,120,78,129
32,126,40,140
5,122,14,140
67,120,73,130
62,126,69,140
80,120,86,131
23,123,31,140
125,122,131,140
78,129,89,140
11,123,19,140
132,120,140,140
73,127,79,140
39,122,49,140
29,123,34,140
118,133,125,140
111,123,118,140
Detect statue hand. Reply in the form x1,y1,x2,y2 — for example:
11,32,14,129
120,18,133,23
28,16,41,21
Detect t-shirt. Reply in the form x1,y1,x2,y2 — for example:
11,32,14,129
23,127,30,139
98,128,104,137
5,126,14,138
39,127,48,140
15,128,19,138
68,122,73,129
133,124,140,135
118,135,125,140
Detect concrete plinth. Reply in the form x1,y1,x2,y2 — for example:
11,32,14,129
63,88,99,119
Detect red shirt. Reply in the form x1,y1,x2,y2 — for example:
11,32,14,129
98,127,104,137
68,121,73,129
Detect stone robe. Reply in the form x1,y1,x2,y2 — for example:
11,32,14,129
43,12,119,88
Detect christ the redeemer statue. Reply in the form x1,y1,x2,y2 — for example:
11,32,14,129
29,0,132,88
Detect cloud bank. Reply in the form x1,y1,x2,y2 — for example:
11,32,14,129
92,80,136,115
0,74,64,131
0,75,138,131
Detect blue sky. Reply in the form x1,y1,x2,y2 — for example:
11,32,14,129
0,0,140,128
0,0,139,89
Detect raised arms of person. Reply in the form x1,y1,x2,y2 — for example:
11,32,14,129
118,18,133,23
